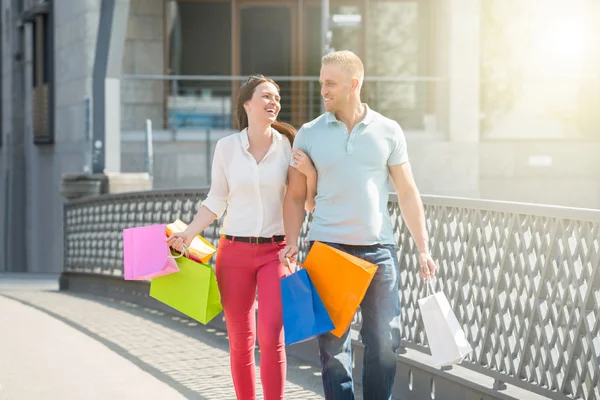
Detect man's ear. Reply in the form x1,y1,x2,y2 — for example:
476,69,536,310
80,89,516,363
351,77,360,92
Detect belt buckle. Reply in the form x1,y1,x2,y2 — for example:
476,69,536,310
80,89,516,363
251,237,260,245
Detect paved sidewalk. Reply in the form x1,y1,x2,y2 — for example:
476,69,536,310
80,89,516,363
0,295,186,400
0,274,331,399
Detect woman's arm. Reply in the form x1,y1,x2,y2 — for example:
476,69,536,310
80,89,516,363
167,141,228,251
183,206,218,238
291,149,317,213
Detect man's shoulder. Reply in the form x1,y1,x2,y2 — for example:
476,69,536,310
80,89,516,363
369,108,402,132
299,113,329,133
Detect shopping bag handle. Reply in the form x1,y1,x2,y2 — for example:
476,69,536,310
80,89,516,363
285,257,304,274
425,278,438,297
168,243,189,259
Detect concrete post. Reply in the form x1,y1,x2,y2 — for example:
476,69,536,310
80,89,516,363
446,0,481,143
92,0,130,173
1,0,27,272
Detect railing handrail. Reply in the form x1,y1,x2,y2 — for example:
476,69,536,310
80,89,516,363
123,73,598,83
121,73,446,83
68,189,600,222
416,194,600,222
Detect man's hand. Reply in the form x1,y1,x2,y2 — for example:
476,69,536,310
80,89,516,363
418,252,437,281
389,162,437,281
279,245,299,265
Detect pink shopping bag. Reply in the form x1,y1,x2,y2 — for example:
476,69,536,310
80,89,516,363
123,224,180,280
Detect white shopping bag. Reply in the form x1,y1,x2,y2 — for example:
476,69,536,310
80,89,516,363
418,280,473,367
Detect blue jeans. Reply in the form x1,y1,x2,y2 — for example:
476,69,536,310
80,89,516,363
313,242,401,400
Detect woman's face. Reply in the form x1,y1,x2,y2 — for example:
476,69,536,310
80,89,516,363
244,82,281,125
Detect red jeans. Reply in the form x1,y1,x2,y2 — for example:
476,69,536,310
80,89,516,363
215,237,288,400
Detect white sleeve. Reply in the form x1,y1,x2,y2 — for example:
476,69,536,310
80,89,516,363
201,140,229,218
387,122,409,166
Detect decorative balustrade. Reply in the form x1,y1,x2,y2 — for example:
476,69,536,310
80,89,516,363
64,189,600,399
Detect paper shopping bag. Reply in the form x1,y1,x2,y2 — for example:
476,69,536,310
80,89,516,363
281,265,335,346
123,224,179,280
149,251,223,324
303,241,378,337
418,281,473,367
166,219,217,264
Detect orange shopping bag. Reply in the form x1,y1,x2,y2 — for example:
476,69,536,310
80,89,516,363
303,241,378,337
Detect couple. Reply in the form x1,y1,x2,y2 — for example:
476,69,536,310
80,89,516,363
167,50,437,400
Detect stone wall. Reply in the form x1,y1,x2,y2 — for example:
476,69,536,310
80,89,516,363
121,0,164,132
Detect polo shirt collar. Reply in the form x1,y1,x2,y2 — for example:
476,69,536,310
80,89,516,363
326,104,375,126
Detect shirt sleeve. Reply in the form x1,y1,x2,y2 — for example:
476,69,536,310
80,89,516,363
388,122,409,166
289,125,308,168
202,140,229,218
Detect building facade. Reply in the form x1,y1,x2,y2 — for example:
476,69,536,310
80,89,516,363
1,0,599,273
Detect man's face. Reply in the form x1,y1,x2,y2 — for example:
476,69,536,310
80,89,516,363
319,64,353,113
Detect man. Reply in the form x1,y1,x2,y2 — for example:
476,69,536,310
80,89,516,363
280,50,437,400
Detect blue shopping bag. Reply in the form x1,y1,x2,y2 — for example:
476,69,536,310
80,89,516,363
281,265,335,346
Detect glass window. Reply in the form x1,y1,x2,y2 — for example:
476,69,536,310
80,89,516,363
31,12,52,144
168,1,231,76
166,2,233,131
330,5,361,55
42,13,49,84
365,0,435,131
32,19,36,87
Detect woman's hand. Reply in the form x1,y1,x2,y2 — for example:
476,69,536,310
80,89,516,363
166,231,194,254
292,149,316,178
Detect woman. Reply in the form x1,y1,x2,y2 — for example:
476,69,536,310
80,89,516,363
167,74,316,400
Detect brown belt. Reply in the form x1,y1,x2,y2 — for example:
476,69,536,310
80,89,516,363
220,234,285,244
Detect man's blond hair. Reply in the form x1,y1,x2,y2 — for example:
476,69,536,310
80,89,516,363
322,50,364,86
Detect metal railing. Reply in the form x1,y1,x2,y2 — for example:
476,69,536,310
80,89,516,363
63,190,600,399
120,74,445,135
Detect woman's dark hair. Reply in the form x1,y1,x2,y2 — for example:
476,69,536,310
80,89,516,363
236,74,296,145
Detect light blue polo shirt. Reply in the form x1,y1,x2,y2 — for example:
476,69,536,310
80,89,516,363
293,105,408,245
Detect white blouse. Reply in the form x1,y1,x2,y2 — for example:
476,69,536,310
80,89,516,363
202,128,291,237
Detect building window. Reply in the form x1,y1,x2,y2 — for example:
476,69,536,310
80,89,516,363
166,1,232,131
31,9,53,144
365,0,438,132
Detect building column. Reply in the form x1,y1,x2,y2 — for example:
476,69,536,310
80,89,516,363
92,0,130,173
445,0,481,143
0,0,27,272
